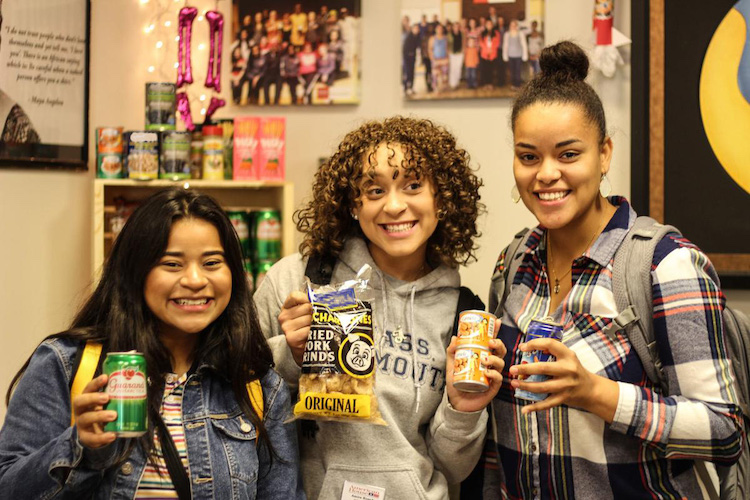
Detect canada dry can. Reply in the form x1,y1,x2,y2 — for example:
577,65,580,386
453,345,491,392
514,318,564,402
103,352,148,437
253,209,281,261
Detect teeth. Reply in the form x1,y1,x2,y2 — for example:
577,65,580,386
538,191,567,201
176,298,208,306
383,222,415,233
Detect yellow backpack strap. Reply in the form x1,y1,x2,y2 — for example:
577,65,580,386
70,341,103,426
246,379,264,421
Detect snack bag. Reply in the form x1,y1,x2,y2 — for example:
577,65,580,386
293,265,385,425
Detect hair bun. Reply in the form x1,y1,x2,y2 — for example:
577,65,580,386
539,41,589,81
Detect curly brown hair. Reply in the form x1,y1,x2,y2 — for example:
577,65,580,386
295,116,484,268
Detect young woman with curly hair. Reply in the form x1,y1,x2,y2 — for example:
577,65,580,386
253,116,507,499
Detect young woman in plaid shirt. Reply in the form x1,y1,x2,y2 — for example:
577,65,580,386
485,41,743,499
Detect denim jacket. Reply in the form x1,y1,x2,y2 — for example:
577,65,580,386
0,338,305,499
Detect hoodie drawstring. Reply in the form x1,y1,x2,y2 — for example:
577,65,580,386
409,285,421,414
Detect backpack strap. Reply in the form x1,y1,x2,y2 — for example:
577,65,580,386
489,228,530,318
611,219,724,499
246,379,264,421
70,340,104,426
304,253,336,285
610,216,680,394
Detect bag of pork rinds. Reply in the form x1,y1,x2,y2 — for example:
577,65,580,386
293,264,386,425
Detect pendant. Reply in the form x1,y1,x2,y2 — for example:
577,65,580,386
393,326,404,343
553,279,560,294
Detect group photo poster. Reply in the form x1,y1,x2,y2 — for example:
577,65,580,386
229,0,361,106
0,0,89,168
401,0,545,101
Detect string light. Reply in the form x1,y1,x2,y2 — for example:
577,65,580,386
140,0,224,127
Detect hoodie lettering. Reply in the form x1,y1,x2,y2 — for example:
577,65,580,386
375,330,446,390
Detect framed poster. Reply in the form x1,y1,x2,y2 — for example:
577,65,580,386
229,0,360,106
0,0,90,169
401,0,545,101
632,0,750,284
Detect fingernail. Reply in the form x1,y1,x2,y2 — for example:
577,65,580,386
510,380,519,388
509,366,517,375
108,412,118,420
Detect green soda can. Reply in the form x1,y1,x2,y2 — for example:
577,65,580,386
253,209,282,262
103,352,148,437
228,211,251,260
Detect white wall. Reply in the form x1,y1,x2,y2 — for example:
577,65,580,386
1,0,748,423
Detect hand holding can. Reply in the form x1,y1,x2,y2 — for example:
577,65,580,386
513,318,563,402
453,310,497,392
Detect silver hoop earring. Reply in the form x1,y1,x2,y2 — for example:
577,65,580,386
351,211,358,221
599,174,612,198
510,184,521,204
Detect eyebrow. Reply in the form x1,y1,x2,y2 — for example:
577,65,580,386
163,250,225,257
515,139,582,149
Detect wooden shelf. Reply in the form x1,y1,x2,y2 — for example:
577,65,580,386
93,178,295,277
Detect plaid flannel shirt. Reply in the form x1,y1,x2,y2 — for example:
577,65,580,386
484,197,743,499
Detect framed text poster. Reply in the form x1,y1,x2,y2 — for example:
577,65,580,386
0,0,89,169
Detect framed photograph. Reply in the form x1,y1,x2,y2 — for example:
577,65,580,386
0,0,90,169
632,0,750,284
229,0,361,106
400,0,545,101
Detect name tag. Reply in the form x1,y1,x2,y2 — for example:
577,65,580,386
341,480,386,500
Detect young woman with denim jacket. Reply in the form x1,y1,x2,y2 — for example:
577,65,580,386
0,189,304,499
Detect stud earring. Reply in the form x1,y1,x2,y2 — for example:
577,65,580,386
599,174,612,198
351,211,358,221
510,184,521,204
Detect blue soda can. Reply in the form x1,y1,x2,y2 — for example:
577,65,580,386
514,318,563,402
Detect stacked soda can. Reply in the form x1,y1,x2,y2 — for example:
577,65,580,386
96,127,124,178
145,82,176,131
159,131,191,180
453,310,497,392
249,209,282,291
514,318,564,401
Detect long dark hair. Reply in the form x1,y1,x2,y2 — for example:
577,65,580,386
6,188,274,458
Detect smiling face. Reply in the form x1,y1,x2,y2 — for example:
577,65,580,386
353,143,439,280
144,218,232,343
513,102,612,232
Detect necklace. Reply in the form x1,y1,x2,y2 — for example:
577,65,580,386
547,221,605,295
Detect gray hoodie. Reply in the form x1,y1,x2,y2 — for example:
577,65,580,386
253,236,488,500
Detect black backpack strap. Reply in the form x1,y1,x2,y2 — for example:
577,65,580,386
154,410,191,500
304,253,336,285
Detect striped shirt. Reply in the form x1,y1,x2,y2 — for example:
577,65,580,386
485,197,743,499
135,373,188,499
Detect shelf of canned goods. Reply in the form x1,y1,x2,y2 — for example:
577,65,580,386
92,179,295,279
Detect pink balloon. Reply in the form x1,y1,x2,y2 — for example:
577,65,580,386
176,92,195,131
204,96,226,123
176,6,198,88
205,11,224,92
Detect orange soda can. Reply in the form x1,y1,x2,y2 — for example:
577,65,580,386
453,345,491,392
456,310,496,347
